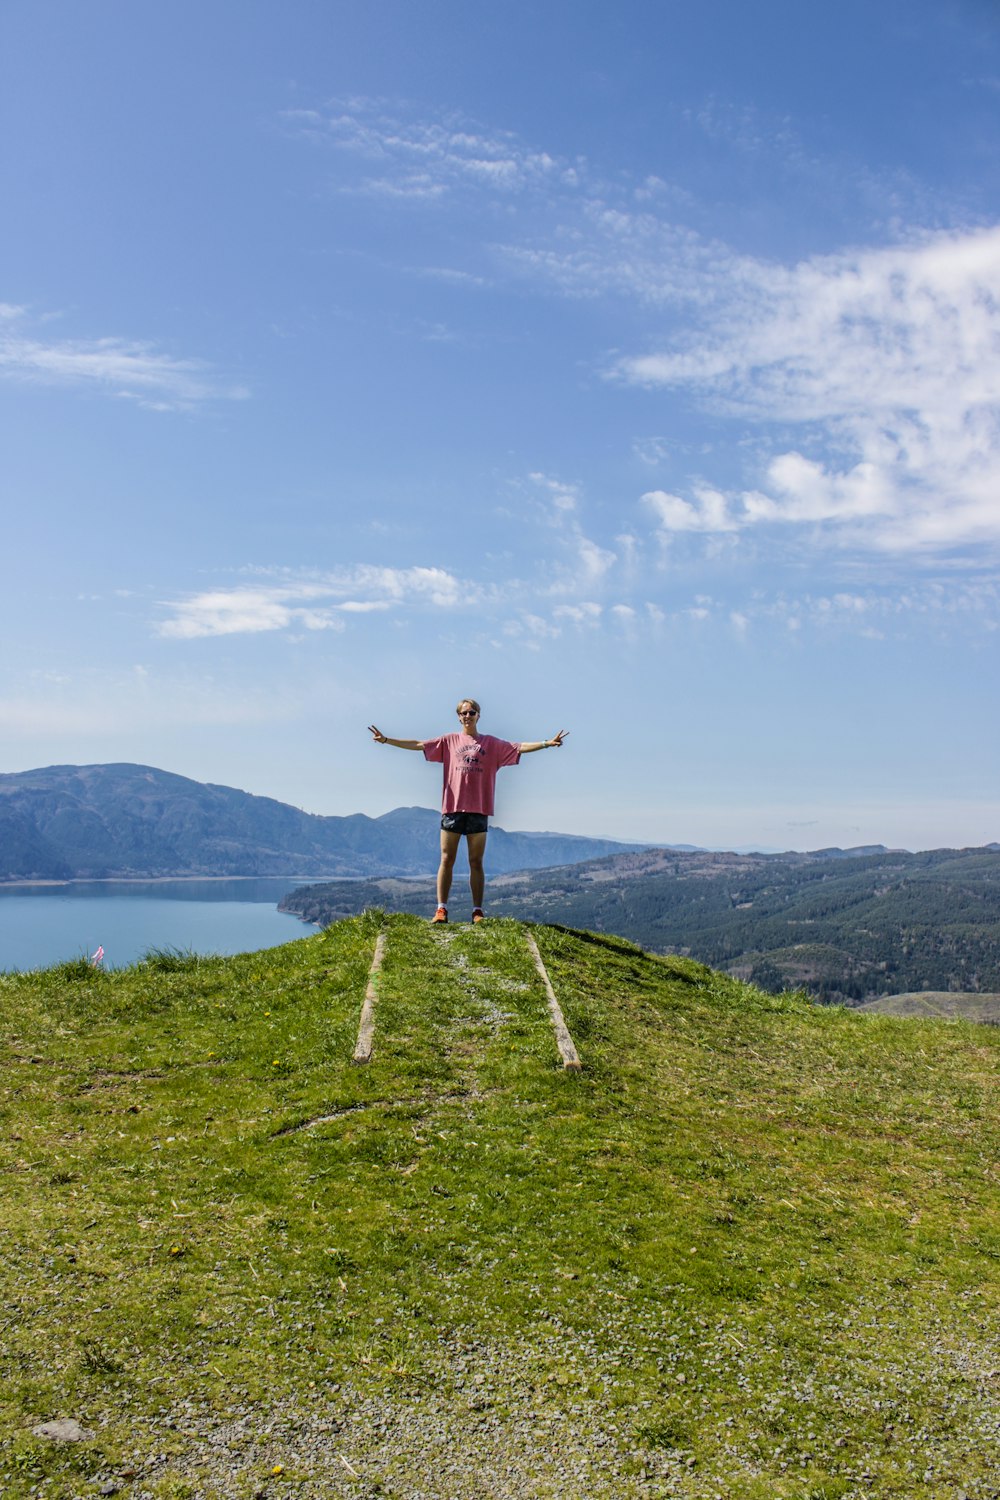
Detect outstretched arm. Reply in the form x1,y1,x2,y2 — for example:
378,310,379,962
368,725,425,750
519,729,569,754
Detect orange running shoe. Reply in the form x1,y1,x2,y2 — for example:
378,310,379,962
472,908,485,923
431,906,448,924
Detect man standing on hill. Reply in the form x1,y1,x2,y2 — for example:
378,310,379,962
368,699,568,924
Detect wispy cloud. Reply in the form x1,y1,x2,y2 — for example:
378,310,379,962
157,589,343,640
0,305,248,411
682,95,939,226
154,433,1000,649
720,577,1000,639
287,98,725,311
633,436,672,467
625,226,1000,555
414,266,490,288
156,567,464,639
284,100,567,200
685,97,800,158
552,602,603,627
499,204,723,307
525,472,618,592
293,101,1000,564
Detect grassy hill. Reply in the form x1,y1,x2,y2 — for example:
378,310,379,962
858,991,1000,1023
2,915,999,1497
282,845,1000,1004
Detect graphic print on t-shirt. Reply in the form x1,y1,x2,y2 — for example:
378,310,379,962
459,741,484,774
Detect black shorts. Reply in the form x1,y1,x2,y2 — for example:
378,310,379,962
441,812,489,836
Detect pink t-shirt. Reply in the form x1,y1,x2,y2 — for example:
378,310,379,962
422,733,521,816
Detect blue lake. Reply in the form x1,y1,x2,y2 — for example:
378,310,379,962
0,879,323,972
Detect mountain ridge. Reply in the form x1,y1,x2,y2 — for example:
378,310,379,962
0,762,648,881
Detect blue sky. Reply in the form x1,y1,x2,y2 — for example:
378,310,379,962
2,0,998,851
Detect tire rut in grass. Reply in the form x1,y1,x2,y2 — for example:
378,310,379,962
426,927,525,1073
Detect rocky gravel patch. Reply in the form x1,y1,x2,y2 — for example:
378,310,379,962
21,1304,1000,1500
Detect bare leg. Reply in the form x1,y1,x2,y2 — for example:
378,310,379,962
437,830,461,906
467,830,488,909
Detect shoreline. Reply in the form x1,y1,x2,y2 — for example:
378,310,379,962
0,874,340,890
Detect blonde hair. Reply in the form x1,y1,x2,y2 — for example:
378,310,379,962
456,698,481,716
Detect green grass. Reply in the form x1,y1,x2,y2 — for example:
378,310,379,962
858,990,1000,1023
2,912,999,1497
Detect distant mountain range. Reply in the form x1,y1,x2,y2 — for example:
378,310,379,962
281,843,1000,1006
0,763,648,881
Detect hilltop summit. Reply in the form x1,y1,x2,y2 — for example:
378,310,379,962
3,913,999,1495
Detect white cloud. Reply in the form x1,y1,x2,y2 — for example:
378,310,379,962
303,105,997,563
345,565,462,607
503,612,560,643
529,472,578,511
0,307,248,411
611,604,636,627
553,602,603,626
156,567,464,640
622,226,1000,555
576,536,617,582
158,589,336,640
290,99,999,568
152,556,1000,650
150,411,1000,652
643,486,740,533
